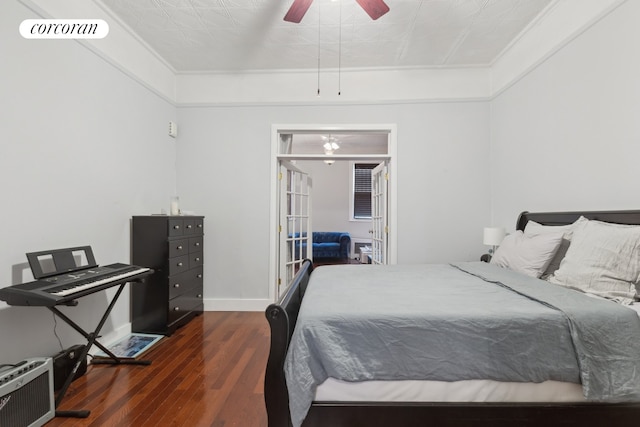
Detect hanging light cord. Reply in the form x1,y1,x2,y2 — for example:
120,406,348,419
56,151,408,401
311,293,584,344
317,4,321,96
338,0,342,96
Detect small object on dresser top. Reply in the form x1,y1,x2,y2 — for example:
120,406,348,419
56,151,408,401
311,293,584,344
170,196,180,215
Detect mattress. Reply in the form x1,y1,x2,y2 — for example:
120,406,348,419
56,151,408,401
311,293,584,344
315,302,640,403
315,378,585,402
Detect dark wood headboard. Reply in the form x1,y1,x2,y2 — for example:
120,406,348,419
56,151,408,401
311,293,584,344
516,209,640,231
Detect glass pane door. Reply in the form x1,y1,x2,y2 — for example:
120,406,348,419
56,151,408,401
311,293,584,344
371,162,388,265
278,161,312,298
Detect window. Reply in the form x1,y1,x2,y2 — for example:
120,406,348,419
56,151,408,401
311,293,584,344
352,163,378,220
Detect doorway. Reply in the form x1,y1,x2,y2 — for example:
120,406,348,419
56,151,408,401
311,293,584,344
269,124,398,302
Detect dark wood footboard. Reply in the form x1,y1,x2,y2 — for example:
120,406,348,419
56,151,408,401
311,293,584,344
264,259,314,427
301,402,640,427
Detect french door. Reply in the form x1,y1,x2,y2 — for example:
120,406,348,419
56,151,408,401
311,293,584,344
278,161,312,299
370,162,388,265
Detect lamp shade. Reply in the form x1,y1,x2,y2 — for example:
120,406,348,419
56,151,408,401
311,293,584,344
483,227,506,246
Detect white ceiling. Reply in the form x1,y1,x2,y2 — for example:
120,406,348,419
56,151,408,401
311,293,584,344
99,0,555,73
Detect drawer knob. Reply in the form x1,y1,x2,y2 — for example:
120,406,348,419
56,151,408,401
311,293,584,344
195,257,200,262
177,245,183,250
197,294,202,298
174,283,180,288
198,224,203,228
177,262,183,267
197,274,203,278
195,242,200,247
174,307,180,311
187,224,192,229
174,225,180,229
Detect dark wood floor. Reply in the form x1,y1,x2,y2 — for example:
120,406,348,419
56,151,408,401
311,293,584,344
47,312,269,427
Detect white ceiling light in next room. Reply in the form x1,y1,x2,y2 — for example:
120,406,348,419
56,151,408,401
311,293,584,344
323,135,340,164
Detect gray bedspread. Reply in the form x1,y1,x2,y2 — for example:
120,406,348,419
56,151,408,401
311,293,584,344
283,262,640,427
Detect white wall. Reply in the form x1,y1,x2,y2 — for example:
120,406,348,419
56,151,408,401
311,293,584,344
176,101,491,308
0,0,176,362
490,0,640,230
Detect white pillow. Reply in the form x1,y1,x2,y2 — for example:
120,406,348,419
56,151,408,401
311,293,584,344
490,230,564,278
524,216,588,278
548,219,640,304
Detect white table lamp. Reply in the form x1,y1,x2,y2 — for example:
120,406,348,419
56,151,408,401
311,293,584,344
483,227,506,254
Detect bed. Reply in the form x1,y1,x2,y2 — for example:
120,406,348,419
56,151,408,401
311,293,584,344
264,209,640,427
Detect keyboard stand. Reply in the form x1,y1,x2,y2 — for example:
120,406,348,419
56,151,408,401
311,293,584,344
51,280,152,419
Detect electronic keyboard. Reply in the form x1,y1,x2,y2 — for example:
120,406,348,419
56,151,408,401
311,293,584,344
0,263,152,307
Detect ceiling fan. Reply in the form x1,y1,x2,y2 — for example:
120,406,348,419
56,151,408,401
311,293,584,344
284,0,390,23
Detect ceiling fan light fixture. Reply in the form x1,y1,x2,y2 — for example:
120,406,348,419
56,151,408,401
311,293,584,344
323,136,340,155
323,142,339,151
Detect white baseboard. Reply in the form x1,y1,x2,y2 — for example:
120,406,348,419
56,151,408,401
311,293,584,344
203,298,271,312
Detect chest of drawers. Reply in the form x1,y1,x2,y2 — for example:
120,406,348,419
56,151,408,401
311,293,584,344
131,215,204,335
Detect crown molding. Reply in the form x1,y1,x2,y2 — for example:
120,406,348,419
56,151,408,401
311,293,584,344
18,0,176,103
491,0,627,97
16,0,629,106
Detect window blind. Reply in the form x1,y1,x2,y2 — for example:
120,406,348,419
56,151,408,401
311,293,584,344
353,163,377,219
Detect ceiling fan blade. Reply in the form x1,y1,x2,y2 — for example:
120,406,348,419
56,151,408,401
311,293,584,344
284,0,314,23
355,0,390,20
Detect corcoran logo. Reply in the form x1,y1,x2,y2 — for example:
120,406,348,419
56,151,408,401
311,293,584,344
19,19,109,39
0,395,10,412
